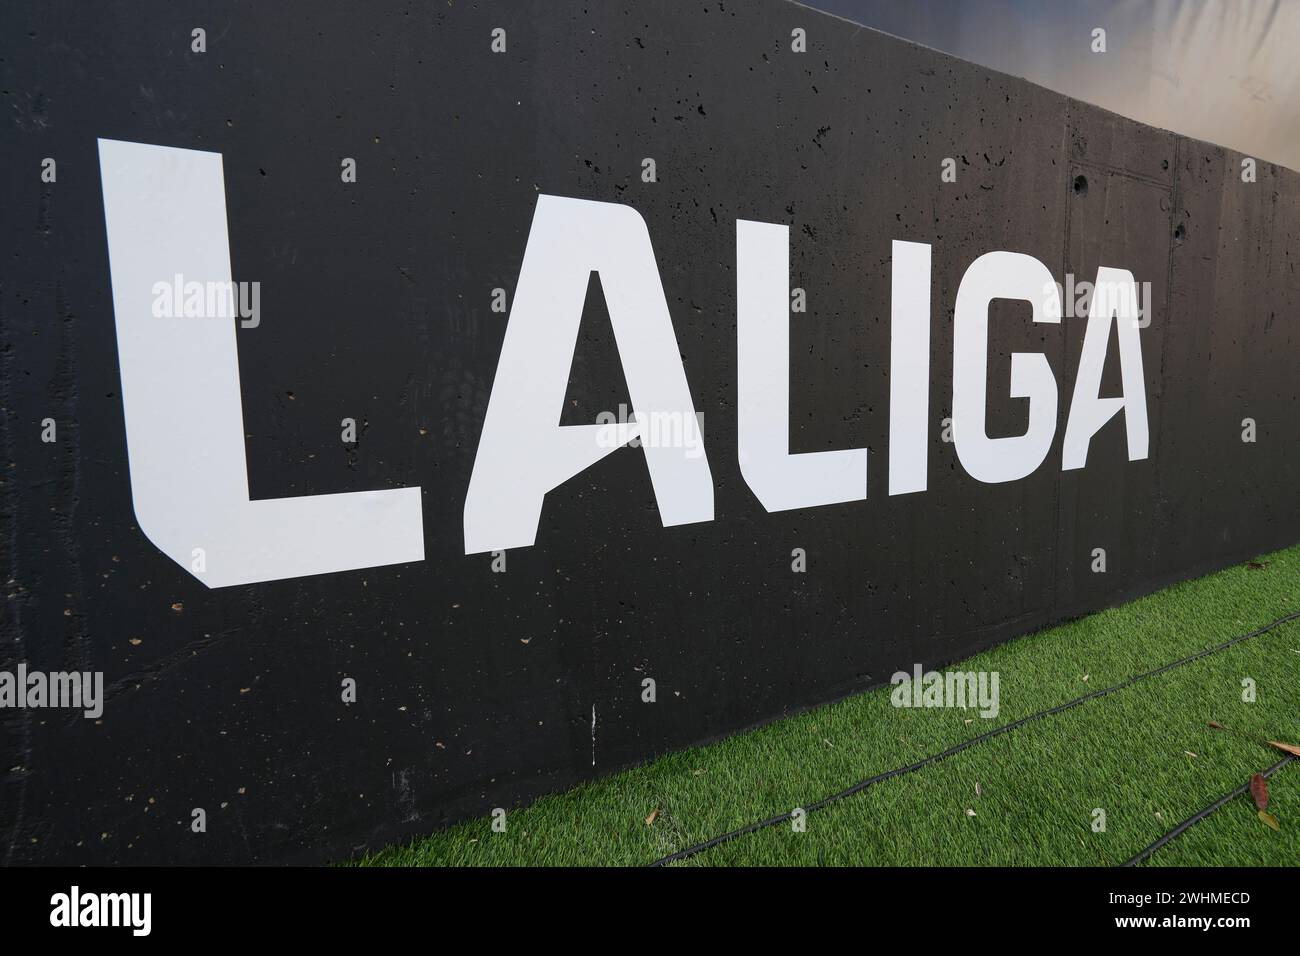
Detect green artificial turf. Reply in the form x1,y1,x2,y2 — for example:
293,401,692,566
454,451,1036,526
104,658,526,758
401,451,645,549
357,544,1300,867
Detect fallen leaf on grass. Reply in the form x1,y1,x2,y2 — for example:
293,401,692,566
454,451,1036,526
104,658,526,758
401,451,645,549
1267,740,1300,757
1247,561,1267,570
975,781,983,797
1250,773,1269,811
1258,811,1281,832
1207,721,1225,729
1184,751,1197,759
645,810,659,826
965,808,976,817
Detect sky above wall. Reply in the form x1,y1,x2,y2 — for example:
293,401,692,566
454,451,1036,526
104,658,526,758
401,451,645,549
803,0,1300,172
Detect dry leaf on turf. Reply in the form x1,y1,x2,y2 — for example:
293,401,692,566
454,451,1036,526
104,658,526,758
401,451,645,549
1267,740,1300,757
1250,773,1269,811
1258,811,1281,832
645,810,659,826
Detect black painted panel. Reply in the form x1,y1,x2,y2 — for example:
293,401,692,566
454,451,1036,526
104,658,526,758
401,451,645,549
1,0,1296,864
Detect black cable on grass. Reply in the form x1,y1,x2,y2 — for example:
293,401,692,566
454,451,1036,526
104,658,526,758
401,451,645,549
1122,755,1295,867
649,608,1300,867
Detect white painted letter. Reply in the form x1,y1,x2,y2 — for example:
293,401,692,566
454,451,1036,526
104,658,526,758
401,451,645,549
98,139,423,588
888,240,931,495
464,195,713,554
952,251,1060,483
1061,267,1149,469
737,220,867,511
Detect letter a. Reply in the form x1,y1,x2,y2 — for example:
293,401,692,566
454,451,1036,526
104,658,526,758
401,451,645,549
464,195,713,553
1061,267,1149,469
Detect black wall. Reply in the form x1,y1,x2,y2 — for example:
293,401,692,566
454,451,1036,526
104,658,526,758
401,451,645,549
2,0,1297,864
